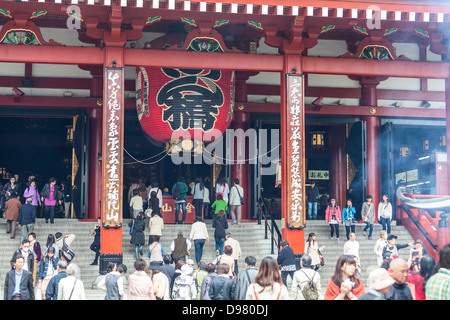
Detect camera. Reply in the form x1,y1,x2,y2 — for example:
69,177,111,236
343,278,355,287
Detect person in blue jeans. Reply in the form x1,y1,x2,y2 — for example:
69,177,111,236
172,177,188,224
343,199,357,240
306,182,319,219
378,194,393,234
189,218,210,264
212,210,228,256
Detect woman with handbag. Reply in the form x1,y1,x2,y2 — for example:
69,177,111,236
325,198,341,242
342,199,356,240
212,210,228,256
304,233,326,271
229,179,244,225
277,240,297,286
57,263,86,300
361,195,375,240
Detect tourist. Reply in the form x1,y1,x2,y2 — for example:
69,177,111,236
147,181,163,213
233,256,258,300
343,232,361,276
192,261,209,300
245,256,290,300
407,254,436,300
374,230,388,266
128,258,155,300
129,212,146,259
324,255,365,300
172,176,188,224
148,190,161,219
129,188,143,219
148,261,170,300
57,263,86,300
342,199,356,240
378,194,392,234
127,179,140,203
172,264,197,300
170,231,191,265
212,209,228,255
306,181,319,220
383,234,414,259
225,232,242,274
277,240,296,287
45,260,68,300
211,194,228,217
18,197,36,243
97,262,127,300
203,184,211,219
22,180,40,218
358,268,395,300
304,233,326,271
426,243,450,300
60,181,72,218
189,217,210,264
3,176,20,203
191,177,205,220
41,177,63,224
11,239,36,274
28,232,42,285
291,254,323,300
361,194,375,239
42,234,60,258
160,254,175,291
215,176,230,204
209,263,235,300
213,245,235,277
148,210,164,246
380,251,394,270
4,192,21,239
171,260,186,294
138,182,148,212
37,246,59,300
200,263,217,300
4,254,35,300
325,198,341,242
89,217,101,265
385,258,413,300
229,178,244,225
148,235,165,264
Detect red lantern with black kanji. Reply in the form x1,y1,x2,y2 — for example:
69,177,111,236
136,67,235,151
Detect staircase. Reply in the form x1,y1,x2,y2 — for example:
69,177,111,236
0,218,273,295
0,218,415,299
299,220,414,287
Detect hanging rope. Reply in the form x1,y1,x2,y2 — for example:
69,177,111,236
124,148,168,165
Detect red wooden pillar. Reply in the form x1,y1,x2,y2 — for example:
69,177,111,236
231,112,250,220
446,77,450,193
329,126,347,209
86,71,103,221
99,46,125,273
360,78,380,222
280,54,304,254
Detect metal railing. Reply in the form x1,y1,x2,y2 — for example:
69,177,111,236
257,196,282,254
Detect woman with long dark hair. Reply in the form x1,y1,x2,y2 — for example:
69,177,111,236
378,194,393,234
192,177,205,220
245,256,290,300
408,254,436,300
325,198,341,242
304,233,325,271
212,210,228,255
324,255,365,300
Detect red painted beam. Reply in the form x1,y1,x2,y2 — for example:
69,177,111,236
0,45,103,65
302,57,450,79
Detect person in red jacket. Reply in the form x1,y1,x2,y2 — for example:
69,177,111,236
324,255,365,300
325,198,342,243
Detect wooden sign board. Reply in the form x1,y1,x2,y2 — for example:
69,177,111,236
102,67,124,227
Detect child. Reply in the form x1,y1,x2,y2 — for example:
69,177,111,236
38,246,58,300
211,194,228,216
129,188,143,219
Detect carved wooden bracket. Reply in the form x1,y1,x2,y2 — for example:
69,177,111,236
341,37,410,61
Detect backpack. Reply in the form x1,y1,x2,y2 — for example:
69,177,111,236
300,269,319,300
172,183,182,201
60,238,75,263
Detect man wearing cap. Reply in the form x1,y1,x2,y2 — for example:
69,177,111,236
148,261,170,300
224,232,242,274
358,268,395,300
383,234,413,259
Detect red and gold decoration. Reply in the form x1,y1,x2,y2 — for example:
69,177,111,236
136,67,235,153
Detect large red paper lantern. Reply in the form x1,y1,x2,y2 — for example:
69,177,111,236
136,67,235,151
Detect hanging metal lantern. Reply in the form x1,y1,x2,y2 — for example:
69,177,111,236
310,131,326,150
136,67,235,154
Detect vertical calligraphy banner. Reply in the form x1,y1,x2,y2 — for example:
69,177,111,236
102,67,124,227
286,74,305,229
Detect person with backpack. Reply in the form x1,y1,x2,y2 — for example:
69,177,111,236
55,232,76,263
291,254,323,300
208,263,235,300
233,256,258,300
172,177,188,224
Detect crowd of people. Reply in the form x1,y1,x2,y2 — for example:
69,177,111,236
1,174,449,301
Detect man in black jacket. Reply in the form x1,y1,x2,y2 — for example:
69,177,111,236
306,182,320,220
385,258,413,300
5,254,35,300
18,198,36,243
45,260,68,300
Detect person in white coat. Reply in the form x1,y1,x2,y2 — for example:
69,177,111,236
229,179,244,225
291,254,323,300
57,263,86,300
